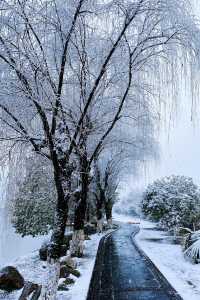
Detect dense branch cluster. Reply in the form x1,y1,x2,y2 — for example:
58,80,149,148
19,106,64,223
0,0,200,262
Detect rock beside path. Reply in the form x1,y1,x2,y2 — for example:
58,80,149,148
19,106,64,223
0,266,24,292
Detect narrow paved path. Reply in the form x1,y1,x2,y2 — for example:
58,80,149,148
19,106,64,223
87,224,183,300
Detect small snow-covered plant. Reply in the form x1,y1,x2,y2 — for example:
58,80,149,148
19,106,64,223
178,228,199,250
185,229,200,248
184,239,200,264
183,230,200,263
141,175,200,231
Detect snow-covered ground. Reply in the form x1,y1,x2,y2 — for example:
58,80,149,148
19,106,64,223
0,200,49,266
0,251,48,300
0,228,48,267
57,233,103,300
1,213,200,300
0,232,105,300
0,210,49,266
136,220,200,300
0,173,48,266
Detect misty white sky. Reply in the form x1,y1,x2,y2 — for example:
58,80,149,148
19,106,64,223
149,0,200,186
150,102,200,185
119,0,200,201
119,93,200,202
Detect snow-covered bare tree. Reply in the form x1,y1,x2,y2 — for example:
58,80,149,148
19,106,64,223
0,0,200,265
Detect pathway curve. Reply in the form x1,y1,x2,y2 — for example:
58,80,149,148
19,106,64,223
87,224,183,300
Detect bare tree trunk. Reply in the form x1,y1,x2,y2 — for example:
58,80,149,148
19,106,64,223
71,154,89,257
48,148,73,259
96,191,104,233
105,199,113,228
42,172,70,298
85,203,90,223
70,200,86,257
43,166,70,299
49,170,69,259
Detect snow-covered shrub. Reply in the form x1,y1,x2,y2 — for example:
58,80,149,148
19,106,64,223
12,157,56,237
141,175,200,231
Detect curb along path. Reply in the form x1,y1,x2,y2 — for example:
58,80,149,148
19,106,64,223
87,224,183,300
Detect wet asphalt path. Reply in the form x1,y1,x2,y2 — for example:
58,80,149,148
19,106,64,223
87,224,183,300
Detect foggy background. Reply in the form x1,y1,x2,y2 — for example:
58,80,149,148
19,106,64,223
117,0,200,204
